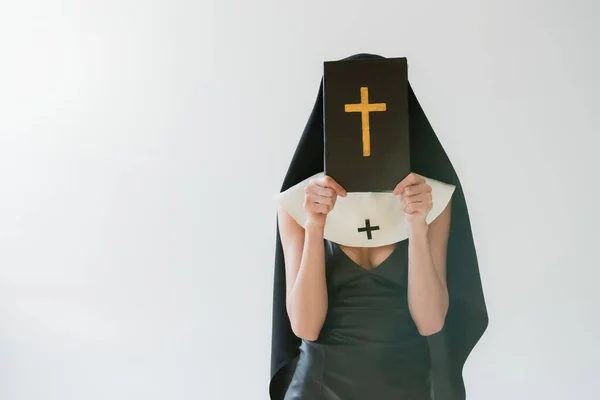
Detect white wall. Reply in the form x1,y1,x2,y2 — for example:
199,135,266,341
1,0,599,399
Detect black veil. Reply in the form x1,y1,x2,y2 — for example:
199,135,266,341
269,53,488,400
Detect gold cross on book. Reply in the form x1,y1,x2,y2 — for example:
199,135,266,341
344,87,387,157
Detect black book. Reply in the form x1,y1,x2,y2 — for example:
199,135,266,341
323,57,410,192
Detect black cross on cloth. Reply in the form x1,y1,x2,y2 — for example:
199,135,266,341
357,219,380,240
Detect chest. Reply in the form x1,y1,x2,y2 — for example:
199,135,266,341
337,243,397,271
324,240,409,291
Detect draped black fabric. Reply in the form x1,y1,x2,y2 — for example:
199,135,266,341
269,53,488,400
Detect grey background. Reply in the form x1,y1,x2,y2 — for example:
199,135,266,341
1,0,599,399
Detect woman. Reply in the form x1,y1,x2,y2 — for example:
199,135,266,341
269,53,488,400
278,171,450,399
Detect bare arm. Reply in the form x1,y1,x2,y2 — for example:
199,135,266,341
407,201,451,336
394,173,451,336
278,208,328,341
277,176,346,341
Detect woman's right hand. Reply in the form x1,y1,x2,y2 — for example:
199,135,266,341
303,175,346,228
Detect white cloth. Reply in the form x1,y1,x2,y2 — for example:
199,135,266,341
276,172,456,247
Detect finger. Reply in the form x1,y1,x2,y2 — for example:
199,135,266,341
305,194,327,212
320,176,346,197
393,173,418,194
393,173,424,195
403,193,431,205
320,176,347,197
306,185,336,198
308,193,335,207
402,183,431,197
307,188,336,204
398,174,426,195
405,202,431,214
310,203,331,215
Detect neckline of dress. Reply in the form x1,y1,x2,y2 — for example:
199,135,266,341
331,241,400,273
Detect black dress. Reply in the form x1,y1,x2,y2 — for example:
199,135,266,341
283,239,431,400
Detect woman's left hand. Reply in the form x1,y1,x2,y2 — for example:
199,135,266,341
393,173,433,226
